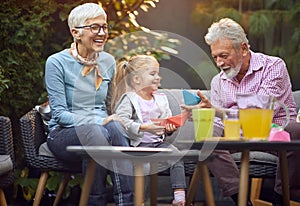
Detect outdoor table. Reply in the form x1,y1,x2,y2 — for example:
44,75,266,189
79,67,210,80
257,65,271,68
66,146,211,206
177,138,300,206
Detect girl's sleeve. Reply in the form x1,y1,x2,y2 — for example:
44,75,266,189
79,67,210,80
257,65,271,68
114,95,144,140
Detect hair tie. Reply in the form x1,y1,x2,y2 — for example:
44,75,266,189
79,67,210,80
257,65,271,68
123,61,128,70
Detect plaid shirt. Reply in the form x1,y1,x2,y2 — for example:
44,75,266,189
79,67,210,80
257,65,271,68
210,51,297,128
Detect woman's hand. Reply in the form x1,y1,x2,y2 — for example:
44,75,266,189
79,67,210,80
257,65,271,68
102,114,124,126
140,123,165,136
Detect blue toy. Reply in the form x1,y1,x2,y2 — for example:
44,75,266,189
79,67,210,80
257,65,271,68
182,89,201,105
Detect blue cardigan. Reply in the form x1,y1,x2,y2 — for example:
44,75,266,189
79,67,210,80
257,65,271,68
45,49,115,131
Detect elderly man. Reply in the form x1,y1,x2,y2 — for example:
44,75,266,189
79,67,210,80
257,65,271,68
182,18,300,206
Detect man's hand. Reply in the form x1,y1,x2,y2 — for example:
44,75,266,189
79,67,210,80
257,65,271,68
181,90,212,111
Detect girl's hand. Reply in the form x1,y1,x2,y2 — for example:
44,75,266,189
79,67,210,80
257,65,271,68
140,123,165,136
165,123,177,133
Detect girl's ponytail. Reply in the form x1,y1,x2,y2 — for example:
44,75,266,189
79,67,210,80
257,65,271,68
111,60,128,112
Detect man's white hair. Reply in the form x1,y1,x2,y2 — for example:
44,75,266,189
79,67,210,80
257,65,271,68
204,18,249,49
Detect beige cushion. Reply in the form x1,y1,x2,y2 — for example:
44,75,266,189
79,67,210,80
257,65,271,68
39,142,55,157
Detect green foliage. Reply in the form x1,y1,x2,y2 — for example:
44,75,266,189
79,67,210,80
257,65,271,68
15,167,83,201
0,0,57,117
214,8,242,22
105,31,180,62
0,0,59,201
248,12,272,37
15,167,38,201
103,0,180,61
45,172,83,199
0,67,9,95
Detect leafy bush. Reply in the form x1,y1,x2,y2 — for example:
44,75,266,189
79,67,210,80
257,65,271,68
0,0,57,118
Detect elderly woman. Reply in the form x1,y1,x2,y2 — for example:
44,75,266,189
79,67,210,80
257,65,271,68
45,3,134,206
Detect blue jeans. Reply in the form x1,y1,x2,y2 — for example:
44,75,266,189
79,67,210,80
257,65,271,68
47,121,134,206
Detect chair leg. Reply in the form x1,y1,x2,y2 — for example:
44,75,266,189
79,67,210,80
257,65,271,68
250,178,271,206
250,178,300,206
0,189,7,206
251,178,263,204
53,173,71,206
33,172,49,206
291,201,300,206
254,200,272,206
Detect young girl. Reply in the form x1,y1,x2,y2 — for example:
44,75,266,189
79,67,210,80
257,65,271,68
112,55,186,206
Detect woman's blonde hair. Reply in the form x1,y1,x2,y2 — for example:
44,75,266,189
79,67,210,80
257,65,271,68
111,54,158,111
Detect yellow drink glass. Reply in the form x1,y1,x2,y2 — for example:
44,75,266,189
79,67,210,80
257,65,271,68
224,119,241,140
223,110,240,140
239,108,274,140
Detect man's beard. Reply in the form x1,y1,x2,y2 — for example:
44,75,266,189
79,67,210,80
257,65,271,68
222,61,242,79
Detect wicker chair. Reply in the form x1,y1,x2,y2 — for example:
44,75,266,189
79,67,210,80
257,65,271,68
20,109,82,206
0,116,14,206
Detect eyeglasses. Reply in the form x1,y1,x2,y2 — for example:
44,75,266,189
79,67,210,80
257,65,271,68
75,24,108,34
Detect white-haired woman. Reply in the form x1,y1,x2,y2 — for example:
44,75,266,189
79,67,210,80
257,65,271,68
45,3,134,205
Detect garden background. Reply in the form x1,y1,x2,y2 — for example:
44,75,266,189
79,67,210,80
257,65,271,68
0,0,299,204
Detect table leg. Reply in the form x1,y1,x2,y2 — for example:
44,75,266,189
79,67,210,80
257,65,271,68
279,151,290,206
238,149,249,206
186,162,215,206
186,162,201,205
199,162,215,206
79,159,96,206
134,163,144,206
150,163,158,206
